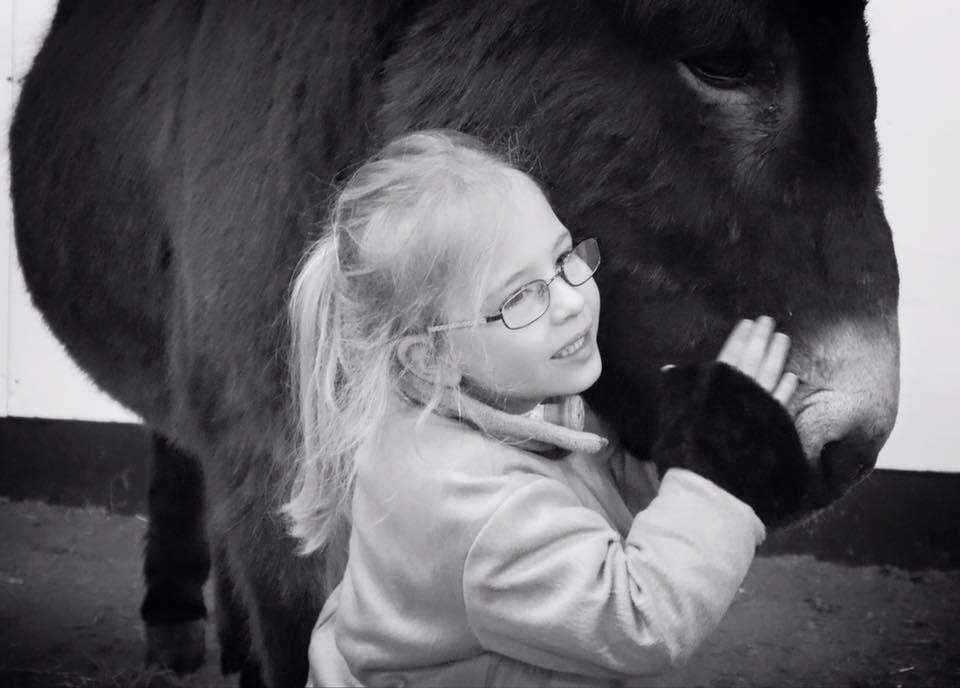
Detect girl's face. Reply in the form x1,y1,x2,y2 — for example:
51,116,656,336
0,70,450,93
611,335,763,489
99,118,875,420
446,173,602,413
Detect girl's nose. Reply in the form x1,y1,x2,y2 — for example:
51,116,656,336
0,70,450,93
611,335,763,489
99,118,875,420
549,278,586,321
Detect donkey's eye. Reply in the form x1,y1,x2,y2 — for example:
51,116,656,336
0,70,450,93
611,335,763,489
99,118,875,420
684,52,753,88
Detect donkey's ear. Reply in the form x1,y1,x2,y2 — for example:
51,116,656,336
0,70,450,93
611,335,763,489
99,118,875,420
397,335,462,387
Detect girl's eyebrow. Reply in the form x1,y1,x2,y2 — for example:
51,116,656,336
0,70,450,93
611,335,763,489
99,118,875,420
494,231,571,294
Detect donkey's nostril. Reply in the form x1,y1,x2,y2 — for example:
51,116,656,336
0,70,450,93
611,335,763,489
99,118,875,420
820,435,878,496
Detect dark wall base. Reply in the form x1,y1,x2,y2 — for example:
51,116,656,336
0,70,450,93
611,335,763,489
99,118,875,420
2,416,958,569
1,416,151,516
762,467,960,570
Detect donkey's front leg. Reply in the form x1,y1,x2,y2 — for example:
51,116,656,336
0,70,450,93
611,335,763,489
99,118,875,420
142,432,210,674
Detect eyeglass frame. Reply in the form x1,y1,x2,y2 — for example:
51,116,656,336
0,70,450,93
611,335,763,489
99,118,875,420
427,237,600,333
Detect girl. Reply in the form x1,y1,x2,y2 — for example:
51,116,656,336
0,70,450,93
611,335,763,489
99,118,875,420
285,130,806,687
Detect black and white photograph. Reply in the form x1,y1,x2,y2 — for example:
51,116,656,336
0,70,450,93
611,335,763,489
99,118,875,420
1,2,957,687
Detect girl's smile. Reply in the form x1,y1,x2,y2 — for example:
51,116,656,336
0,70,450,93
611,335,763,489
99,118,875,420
551,328,592,359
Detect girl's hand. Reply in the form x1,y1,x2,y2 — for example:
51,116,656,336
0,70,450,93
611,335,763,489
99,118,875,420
652,315,809,528
716,316,798,408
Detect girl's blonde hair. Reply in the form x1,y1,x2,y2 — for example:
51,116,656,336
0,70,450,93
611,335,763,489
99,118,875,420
284,130,522,587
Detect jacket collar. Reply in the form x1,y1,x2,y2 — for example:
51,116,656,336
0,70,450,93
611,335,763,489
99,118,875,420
399,374,609,455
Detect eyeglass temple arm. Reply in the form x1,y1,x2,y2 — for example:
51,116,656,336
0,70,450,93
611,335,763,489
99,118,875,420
427,314,503,334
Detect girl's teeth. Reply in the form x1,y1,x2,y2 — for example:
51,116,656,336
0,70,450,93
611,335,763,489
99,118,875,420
556,335,585,358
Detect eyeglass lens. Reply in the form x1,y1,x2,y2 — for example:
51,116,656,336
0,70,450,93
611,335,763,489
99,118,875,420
500,239,600,329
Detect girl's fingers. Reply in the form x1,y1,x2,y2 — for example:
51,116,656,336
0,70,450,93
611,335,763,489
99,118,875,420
737,315,775,377
772,372,799,407
716,319,754,366
756,332,791,392
714,316,797,407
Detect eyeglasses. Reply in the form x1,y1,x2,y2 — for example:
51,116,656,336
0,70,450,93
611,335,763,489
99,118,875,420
428,238,600,333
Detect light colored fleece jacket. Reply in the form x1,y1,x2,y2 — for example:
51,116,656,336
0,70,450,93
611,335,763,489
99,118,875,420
308,397,765,687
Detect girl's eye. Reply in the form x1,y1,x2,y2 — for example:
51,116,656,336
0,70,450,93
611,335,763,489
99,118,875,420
502,285,535,311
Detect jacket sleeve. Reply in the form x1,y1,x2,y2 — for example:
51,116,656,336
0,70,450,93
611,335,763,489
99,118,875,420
462,468,765,678
652,361,809,528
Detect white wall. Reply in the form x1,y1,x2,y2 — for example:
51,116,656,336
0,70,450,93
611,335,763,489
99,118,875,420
867,0,960,472
2,0,138,423
0,1,13,417
1,2,957,470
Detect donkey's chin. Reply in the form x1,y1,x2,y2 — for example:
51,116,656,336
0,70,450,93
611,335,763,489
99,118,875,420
788,368,896,514
803,447,876,514
819,434,879,493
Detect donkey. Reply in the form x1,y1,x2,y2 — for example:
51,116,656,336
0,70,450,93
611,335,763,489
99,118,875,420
10,1,899,686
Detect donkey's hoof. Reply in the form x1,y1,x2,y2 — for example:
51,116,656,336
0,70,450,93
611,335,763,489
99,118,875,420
145,620,206,675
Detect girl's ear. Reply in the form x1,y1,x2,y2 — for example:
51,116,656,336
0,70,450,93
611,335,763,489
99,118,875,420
397,335,462,387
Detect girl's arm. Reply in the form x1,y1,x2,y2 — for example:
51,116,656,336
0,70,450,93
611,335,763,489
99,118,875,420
462,465,762,678
463,317,804,678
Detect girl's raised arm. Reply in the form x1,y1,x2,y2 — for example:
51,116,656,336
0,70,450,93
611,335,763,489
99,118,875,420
462,467,761,677
464,317,808,678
